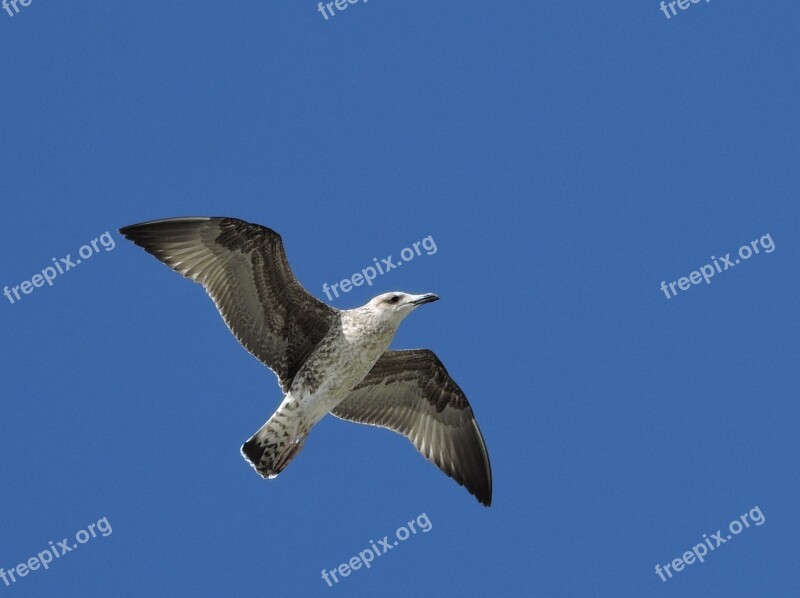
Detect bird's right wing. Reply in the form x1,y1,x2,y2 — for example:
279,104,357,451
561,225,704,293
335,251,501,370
119,217,337,391
331,349,492,506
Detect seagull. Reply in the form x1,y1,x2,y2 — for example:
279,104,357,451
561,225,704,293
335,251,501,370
119,217,492,506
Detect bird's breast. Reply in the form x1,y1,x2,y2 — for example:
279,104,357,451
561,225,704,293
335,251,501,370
290,321,395,402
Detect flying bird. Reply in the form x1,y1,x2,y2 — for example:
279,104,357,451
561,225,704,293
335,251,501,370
119,217,492,506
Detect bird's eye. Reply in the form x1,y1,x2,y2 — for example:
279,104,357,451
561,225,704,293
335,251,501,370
389,295,400,304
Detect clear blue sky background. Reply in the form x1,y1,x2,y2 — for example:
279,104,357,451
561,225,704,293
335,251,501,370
1,1,798,596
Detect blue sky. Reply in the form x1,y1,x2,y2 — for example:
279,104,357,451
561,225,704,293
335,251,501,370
1,1,798,596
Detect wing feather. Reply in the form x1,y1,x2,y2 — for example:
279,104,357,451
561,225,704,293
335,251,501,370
331,349,492,506
120,217,337,391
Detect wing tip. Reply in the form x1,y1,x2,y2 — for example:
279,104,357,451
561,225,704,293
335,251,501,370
467,470,493,507
119,216,216,237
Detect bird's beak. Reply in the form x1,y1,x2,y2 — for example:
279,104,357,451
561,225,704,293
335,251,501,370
411,293,440,306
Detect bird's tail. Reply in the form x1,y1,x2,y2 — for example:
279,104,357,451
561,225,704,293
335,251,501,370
241,408,309,479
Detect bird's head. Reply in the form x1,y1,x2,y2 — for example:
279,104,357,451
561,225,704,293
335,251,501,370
365,291,440,323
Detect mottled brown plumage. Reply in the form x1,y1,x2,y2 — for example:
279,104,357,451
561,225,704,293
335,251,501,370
119,216,492,506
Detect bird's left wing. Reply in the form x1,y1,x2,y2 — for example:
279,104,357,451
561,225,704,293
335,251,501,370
331,349,492,506
119,217,337,391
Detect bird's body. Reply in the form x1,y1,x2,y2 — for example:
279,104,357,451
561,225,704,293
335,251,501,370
248,306,402,474
292,307,398,419
120,216,492,506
